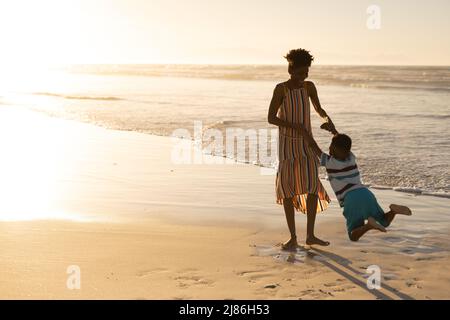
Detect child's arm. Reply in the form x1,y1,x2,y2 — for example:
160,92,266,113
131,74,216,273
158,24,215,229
319,153,331,167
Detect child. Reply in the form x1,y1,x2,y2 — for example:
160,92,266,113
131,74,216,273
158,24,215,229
310,130,412,241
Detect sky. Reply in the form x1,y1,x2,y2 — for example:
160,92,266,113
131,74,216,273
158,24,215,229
0,0,449,66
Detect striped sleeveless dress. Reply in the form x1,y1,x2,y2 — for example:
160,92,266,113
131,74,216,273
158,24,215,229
275,82,330,214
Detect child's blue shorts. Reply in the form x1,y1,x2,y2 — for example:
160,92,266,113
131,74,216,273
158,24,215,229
343,187,388,238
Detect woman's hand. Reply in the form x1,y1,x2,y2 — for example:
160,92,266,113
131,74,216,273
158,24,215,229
320,118,338,135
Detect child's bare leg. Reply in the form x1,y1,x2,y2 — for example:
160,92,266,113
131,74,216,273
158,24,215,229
350,217,386,242
305,194,330,246
384,211,395,227
282,198,298,250
384,204,412,227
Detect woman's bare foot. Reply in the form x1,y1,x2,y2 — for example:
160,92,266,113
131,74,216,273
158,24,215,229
281,236,299,251
368,217,387,233
390,204,412,216
306,236,330,246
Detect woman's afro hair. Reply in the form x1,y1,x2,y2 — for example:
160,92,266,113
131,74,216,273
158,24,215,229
284,48,314,68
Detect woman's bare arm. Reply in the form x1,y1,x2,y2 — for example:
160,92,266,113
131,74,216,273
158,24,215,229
307,81,338,135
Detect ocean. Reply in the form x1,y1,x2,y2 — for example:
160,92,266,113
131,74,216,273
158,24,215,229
1,64,449,198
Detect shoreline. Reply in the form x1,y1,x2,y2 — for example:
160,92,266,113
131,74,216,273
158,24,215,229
6,104,449,201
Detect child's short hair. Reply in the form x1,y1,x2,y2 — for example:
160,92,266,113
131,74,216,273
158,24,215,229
332,134,352,153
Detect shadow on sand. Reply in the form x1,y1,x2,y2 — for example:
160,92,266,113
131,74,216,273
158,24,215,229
309,247,414,300
254,244,414,300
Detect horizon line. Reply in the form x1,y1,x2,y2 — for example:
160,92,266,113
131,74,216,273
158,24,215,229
53,63,450,68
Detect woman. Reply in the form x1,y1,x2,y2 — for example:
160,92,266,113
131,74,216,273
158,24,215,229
267,48,337,250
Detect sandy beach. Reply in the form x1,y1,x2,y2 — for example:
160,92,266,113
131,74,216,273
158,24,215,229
0,106,449,300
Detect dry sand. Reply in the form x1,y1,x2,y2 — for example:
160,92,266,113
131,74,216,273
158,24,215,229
0,106,449,299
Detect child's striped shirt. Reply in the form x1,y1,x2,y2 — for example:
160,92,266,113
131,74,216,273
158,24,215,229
320,152,365,207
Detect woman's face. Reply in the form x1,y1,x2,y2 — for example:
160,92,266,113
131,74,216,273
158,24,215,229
289,66,309,81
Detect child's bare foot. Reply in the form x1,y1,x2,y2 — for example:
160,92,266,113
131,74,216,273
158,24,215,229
368,217,387,233
281,236,299,251
390,204,412,216
306,236,330,246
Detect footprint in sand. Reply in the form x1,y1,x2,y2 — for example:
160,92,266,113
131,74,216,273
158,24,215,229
405,278,423,289
415,256,438,261
298,288,333,299
172,295,193,300
136,267,170,278
383,274,398,281
106,272,119,281
382,236,406,244
324,282,337,287
235,269,276,282
323,281,356,293
235,267,285,295
172,270,214,289
264,284,280,289
136,267,214,289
